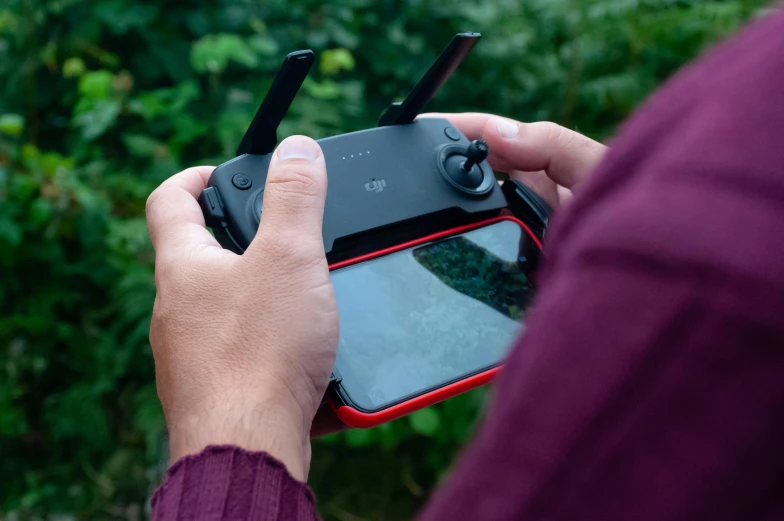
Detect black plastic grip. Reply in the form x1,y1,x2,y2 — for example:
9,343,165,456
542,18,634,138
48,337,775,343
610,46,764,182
378,33,480,127
236,50,315,156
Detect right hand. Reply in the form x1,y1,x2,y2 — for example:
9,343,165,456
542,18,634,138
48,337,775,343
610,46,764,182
421,113,607,209
291,115,605,440
313,114,606,437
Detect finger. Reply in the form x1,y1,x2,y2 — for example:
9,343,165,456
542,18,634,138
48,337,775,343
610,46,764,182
422,112,607,189
248,136,328,254
146,166,224,260
487,117,606,188
420,112,487,140
156,164,215,197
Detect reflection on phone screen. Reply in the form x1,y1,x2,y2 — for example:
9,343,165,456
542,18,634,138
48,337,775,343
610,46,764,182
331,220,536,411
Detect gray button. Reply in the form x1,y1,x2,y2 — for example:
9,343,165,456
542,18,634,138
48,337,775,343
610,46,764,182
444,127,461,141
232,173,252,190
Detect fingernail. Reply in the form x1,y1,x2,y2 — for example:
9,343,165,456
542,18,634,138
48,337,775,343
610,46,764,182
276,135,321,161
495,118,519,139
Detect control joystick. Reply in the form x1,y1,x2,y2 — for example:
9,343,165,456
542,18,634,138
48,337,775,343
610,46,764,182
461,140,489,173
437,138,494,196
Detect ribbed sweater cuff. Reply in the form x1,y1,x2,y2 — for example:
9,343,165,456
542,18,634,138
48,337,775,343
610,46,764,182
150,445,319,521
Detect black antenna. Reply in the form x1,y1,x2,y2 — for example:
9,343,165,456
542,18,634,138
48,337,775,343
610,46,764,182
378,32,480,127
236,50,315,156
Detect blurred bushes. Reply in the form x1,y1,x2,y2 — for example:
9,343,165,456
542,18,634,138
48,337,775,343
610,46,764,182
0,0,769,519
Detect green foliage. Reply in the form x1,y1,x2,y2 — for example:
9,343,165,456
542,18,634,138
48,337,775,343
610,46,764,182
0,0,768,519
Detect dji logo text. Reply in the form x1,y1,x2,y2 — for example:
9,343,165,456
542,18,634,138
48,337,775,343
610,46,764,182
364,179,387,193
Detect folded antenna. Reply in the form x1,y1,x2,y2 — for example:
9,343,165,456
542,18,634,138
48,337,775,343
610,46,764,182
378,33,480,127
236,50,315,156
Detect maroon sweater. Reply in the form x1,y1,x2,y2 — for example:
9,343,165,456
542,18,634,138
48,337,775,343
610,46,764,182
151,10,784,521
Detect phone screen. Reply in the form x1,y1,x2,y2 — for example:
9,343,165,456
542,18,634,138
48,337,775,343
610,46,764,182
330,219,537,412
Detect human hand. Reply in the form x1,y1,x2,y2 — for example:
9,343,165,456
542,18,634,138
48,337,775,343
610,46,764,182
145,136,339,481
422,113,607,209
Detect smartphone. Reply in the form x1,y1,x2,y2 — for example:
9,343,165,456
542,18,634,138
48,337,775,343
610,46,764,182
327,216,541,427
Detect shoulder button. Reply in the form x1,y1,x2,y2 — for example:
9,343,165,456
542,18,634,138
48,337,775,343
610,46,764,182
198,187,227,227
444,127,461,141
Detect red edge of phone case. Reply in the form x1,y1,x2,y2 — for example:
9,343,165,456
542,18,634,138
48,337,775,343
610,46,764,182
327,215,542,428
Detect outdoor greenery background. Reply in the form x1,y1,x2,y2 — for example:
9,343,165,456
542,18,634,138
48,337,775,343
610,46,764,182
0,0,773,519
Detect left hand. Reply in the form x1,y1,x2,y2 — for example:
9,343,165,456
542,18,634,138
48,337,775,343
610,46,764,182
145,136,339,481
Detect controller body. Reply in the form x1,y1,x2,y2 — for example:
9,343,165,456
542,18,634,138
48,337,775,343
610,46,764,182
200,118,509,262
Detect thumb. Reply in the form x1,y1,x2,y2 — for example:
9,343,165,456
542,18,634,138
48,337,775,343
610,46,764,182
248,135,328,254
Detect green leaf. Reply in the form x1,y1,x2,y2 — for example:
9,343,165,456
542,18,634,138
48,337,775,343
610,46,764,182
29,198,53,226
78,70,114,99
320,48,356,75
44,385,110,446
0,113,24,136
170,114,207,146
0,215,22,246
248,35,279,57
302,79,342,100
62,57,86,78
191,34,259,74
409,407,441,437
95,1,159,34
0,383,26,437
128,82,200,121
122,134,161,157
73,99,121,140
171,81,201,112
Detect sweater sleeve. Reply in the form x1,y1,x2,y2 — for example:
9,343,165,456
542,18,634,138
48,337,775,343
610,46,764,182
150,445,319,521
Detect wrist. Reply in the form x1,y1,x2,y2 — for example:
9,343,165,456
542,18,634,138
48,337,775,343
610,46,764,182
165,386,311,481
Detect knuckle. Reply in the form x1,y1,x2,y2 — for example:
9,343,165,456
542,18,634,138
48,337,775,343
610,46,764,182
543,121,578,148
266,163,322,198
482,117,497,140
541,121,564,141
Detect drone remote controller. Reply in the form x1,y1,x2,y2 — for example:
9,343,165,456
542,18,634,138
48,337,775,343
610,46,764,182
198,33,553,427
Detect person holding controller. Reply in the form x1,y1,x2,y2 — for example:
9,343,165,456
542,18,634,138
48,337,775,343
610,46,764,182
147,12,784,521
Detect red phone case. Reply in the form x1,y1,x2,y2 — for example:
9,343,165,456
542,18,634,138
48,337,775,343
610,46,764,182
327,215,542,428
